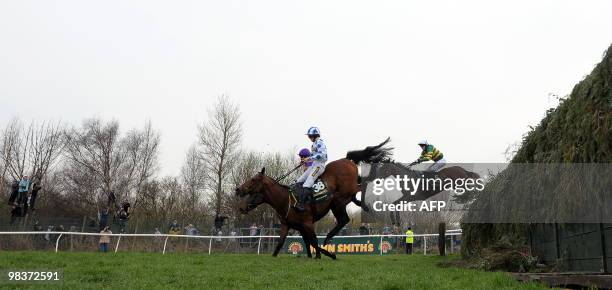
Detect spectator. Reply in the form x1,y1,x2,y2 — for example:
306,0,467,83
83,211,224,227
7,180,19,205
359,223,369,235
153,228,163,250
9,205,22,225
167,223,181,252
99,226,112,252
45,225,53,242
33,220,42,231
382,225,392,235
258,225,264,236
98,208,109,231
32,220,43,249
28,182,42,211
169,222,181,235
169,220,180,232
18,176,31,195
405,226,414,255
214,214,228,232
249,223,258,246
340,226,348,236
249,223,258,236
185,224,199,236
117,202,130,233
229,229,238,251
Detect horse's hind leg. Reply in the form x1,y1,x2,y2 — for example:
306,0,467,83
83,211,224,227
323,203,350,246
351,194,369,212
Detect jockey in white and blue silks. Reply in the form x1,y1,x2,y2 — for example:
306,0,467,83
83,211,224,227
294,126,327,211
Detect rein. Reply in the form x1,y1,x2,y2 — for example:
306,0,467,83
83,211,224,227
271,163,303,217
274,163,303,183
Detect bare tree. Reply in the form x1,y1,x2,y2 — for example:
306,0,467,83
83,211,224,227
62,118,161,211
181,144,207,214
63,118,125,207
121,121,161,207
0,118,64,182
198,95,242,217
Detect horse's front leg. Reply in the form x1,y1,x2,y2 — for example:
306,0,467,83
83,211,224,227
299,230,312,258
304,222,336,260
272,223,288,257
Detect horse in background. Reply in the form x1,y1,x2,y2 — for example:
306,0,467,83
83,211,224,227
361,161,480,225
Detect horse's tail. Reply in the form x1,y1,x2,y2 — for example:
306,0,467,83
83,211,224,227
346,137,394,164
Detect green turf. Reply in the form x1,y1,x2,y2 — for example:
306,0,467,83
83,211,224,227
0,252,552,289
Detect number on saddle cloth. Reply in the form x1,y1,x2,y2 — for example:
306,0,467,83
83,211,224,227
310,179,330,203
289,179,331,204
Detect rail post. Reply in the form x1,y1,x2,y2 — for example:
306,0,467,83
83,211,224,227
379,235,383,255
115,234,122,253
257,237,262,255
424,236,427,255
55,233,63,253
162,236,169,255
208,238,212,255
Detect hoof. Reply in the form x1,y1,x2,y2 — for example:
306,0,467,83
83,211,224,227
330,254,337,260
362,205,370,212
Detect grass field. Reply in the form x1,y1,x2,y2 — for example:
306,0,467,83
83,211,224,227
0,252,552,289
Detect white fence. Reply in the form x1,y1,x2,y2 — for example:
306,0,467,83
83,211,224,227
0,230,462,255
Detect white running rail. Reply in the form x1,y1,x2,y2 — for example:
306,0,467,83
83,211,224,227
0,230,462,255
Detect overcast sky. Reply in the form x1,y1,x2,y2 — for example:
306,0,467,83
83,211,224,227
1,0,611,177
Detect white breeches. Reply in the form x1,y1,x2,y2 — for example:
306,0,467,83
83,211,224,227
427,158,447,172
296,161,325,188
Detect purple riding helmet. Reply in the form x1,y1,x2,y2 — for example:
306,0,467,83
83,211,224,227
298,148,313,168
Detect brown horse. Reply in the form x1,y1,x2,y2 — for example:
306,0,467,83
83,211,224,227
236,138,393,259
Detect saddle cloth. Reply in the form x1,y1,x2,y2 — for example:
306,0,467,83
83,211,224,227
289,179,331,205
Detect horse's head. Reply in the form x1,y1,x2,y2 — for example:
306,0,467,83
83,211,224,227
235,167,269,214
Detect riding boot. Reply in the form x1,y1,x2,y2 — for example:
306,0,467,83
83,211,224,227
295,187,306,212
297,186,316,212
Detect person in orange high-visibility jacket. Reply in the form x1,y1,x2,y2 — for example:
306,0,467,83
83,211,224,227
405,227,414,255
